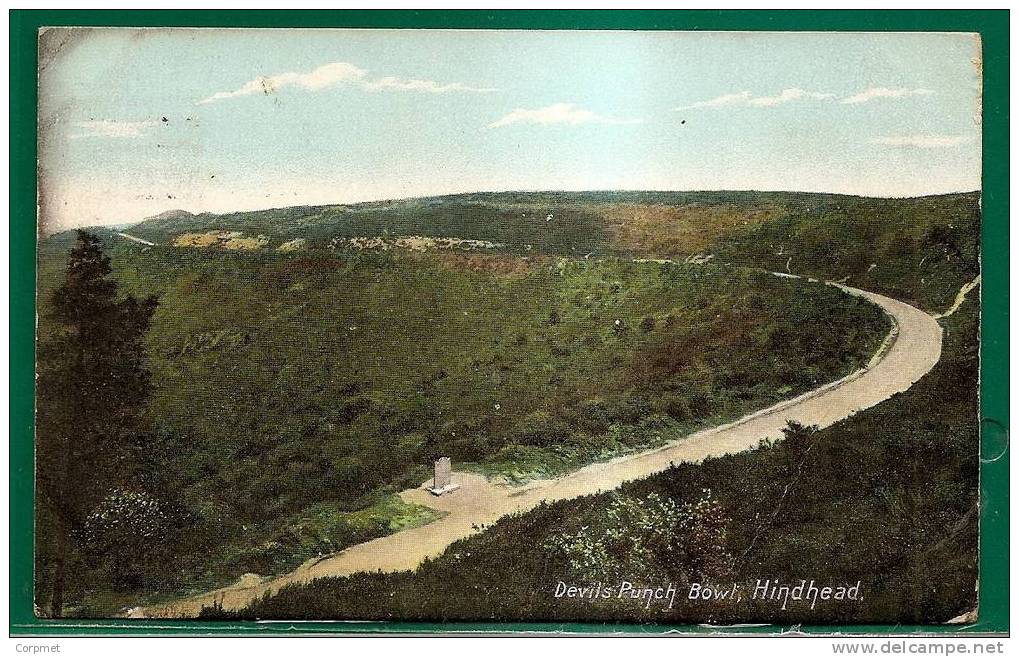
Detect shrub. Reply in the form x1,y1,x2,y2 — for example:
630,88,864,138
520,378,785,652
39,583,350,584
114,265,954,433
544,489,734,584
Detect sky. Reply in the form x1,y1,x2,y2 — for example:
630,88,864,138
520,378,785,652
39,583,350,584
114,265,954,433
37,28,982,232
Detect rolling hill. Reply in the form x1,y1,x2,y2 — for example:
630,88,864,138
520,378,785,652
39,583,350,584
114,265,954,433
113,190,980,313
34,189,979,617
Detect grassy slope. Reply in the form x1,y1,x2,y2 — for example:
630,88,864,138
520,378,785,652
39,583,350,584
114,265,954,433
36,234,888,616
210,294,979,626
152,190,979,624
35,190,978,618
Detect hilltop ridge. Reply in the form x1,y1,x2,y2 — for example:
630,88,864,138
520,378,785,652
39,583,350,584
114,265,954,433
84,190,980,314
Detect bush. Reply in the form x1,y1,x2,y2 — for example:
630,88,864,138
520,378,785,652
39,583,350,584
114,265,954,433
543,489,733,584
77,489,184,589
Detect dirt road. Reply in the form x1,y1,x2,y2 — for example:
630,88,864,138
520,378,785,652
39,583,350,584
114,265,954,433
116,232,156,246
133,281,943,618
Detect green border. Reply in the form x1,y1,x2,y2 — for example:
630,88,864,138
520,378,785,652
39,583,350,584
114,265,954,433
9,9,1009,637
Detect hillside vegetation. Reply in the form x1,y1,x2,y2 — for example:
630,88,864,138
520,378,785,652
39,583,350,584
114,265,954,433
36,246,887,616
34,189,978,619
121,190,980,312
205,280,979,626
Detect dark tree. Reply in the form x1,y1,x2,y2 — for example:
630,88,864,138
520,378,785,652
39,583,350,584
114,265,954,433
35,231,158,617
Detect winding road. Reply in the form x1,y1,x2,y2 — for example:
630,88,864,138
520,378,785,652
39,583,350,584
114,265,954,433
116,232,156,246
133,280,944,618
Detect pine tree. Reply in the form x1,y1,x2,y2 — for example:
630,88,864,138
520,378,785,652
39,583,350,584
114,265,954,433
35,231,158,617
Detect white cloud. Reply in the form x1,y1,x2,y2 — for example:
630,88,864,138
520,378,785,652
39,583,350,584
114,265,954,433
675,88,834,111
869,134,972,148
69,120,157,139
198,61,496,104
488,103,641,128
362,76,497,94
747,88,836,107
674,91,753,111
841,87,935,104
676,86,935,111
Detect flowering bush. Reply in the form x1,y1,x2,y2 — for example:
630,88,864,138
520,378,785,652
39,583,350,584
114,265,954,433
77,489,174,587
544,489,733,583
81,489,167,542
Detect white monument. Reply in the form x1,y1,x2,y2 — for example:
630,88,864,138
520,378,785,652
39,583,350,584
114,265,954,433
428,456,460,495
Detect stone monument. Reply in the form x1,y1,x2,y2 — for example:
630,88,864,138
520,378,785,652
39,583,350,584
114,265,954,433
428,456,460,495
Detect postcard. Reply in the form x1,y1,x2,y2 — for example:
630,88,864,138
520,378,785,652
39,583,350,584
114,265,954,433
32,26,985,627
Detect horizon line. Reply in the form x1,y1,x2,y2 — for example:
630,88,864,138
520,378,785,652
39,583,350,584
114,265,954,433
44,186,983,235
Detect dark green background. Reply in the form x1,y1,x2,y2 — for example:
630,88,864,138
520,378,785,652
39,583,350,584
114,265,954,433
9,9,1009,636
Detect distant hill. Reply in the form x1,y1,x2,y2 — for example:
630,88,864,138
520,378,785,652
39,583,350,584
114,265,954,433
111,190,980,313
123,190,858,247
131,208,195,228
